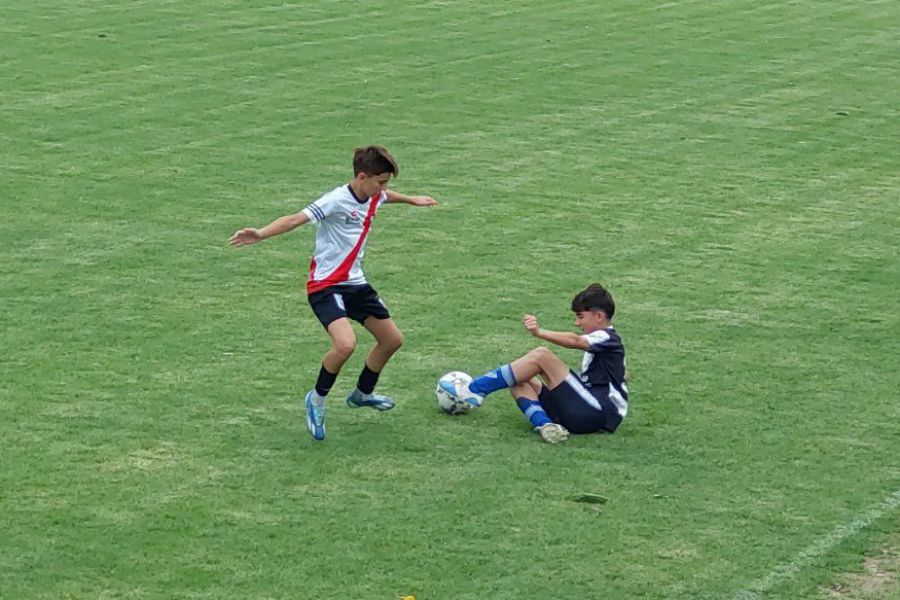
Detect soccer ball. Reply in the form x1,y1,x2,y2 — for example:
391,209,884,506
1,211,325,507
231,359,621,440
435,371,475,415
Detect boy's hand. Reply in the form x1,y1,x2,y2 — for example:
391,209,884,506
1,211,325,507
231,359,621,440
523,314,540,336
229,228,263,247
408,195,438,207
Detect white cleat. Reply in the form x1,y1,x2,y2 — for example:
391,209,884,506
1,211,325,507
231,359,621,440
537,423,569,444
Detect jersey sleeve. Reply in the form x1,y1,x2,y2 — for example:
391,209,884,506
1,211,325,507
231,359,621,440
375,191,388,207
301,192,340,223
581,329,612,352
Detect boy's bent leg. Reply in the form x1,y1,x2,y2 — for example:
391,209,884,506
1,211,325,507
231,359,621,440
470,347,570,398
511,380,552,428
322,318,357,373
345,317,403,410
510,347,570,389
304,318,355,441
360,316,403,371
510,379,542,399
511,380,568,443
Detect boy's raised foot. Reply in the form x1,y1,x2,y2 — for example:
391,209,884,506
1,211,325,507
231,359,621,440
305,390,326,441
537,422,569,444
346,389,395,411
438,378,484,408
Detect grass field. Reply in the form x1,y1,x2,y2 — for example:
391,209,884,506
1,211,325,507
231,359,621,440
2,1,899,598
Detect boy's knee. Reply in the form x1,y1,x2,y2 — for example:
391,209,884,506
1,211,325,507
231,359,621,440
511,379,542,397
509,382,530,396
333,339,357,361
529,346,554,362
386,331,404,353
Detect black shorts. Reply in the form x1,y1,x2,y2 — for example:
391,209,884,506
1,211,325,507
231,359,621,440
538,371,623,434
307,283,391,329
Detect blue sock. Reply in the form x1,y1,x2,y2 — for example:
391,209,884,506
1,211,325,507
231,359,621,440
469,364,516,396
515,397,552,428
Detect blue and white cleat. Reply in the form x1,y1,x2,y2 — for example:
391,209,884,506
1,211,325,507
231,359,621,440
305,390,326,441
346,389,395,411
439,377,484,408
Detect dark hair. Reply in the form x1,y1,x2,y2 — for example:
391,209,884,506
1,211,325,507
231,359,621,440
353,145,399,177
571,283,615,319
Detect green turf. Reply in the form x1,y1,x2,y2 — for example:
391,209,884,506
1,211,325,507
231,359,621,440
2,1,899,598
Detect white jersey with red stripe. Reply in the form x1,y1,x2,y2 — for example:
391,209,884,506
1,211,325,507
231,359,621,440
301,184,386,294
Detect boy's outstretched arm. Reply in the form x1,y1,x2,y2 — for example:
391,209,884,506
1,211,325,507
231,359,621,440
229,212,310,247
385,190,438,206
522,314,590,350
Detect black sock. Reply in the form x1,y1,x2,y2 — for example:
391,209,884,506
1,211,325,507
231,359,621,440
356,363,381,395
315,365,338,397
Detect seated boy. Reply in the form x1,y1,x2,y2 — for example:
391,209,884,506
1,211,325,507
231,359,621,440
442,283,628,443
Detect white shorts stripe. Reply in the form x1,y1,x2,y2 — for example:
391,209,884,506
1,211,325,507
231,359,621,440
564,373,604,412
608,384,628,416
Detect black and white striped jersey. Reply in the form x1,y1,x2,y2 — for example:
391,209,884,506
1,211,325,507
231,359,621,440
579,327,629,417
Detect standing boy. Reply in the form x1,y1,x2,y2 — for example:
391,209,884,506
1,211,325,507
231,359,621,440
230,146,437,441
442,283,628,443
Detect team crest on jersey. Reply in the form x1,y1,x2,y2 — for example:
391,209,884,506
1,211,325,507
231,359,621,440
345,209,362,225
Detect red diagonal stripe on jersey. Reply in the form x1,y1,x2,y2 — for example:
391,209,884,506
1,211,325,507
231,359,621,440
307,193,381,293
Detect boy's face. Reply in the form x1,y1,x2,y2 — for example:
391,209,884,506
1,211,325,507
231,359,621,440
356,172,392,198
574,309,607,333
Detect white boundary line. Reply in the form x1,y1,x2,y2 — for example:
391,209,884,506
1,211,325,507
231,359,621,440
733,488,900,599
